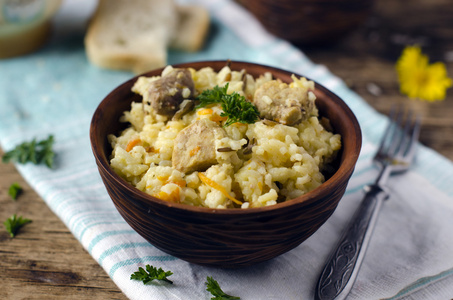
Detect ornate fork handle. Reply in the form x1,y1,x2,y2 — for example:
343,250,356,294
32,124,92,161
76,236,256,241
315,184,389,300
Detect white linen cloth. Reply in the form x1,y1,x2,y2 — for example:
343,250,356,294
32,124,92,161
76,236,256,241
1,0,453,299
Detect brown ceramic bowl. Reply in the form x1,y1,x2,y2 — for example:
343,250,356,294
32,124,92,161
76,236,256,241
90,61,361,268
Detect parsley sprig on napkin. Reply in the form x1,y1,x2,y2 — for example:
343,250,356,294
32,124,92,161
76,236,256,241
206,276,240,300
130,264,173,284
2,135,55,168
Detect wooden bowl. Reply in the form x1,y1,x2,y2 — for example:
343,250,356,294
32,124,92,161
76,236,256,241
90,61,361,268
237,0,374,45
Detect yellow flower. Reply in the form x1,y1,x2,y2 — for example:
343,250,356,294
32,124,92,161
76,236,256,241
396,46,452,102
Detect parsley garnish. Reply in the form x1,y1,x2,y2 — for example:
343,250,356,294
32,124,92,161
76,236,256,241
4,214,32,238
206,276,240,300
8,182,22,200
2,135,55,168
130,264,173,284
196,84,260,127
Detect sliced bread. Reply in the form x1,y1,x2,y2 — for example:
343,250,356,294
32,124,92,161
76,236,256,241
170,4,210,52
85,0,210,74
85,0,177,74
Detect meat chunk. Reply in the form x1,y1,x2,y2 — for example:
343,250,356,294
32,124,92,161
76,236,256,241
172,99,195,121
253,80,315,125
172,119,226,173
144,68,195,116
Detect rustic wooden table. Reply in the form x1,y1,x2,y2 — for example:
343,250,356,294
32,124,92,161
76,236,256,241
1,0,451,299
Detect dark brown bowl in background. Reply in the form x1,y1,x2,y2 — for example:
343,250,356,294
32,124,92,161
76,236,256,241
90,61,361,268
237,0,374,45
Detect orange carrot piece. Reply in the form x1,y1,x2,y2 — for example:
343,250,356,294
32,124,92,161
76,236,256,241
211,113,228,123
171,179,187,188
126,138,141,152
189,146,201,157
197,108,213,115
155,189,180,203
198,173,242,206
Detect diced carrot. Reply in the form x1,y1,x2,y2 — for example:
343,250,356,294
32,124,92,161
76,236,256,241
126,138,141,152
168,189,180,202
197,108,213,115
189,146,201,157
155,191,166,199
156,177,186,188
171,179,187,188
156,189,180,203
157,175,169,182
211,113,227,123
198,173,242,206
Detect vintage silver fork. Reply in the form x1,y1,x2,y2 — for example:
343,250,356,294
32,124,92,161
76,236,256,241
315,107,421,300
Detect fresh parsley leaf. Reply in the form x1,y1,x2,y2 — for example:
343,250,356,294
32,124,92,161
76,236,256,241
196,84,260,127
8,182,22,200
206,276,240,300
130,264,173,284
3,214,32,238
2,135,55,168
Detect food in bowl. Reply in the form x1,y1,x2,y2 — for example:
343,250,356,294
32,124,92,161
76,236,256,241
90,61,361,267
108,64,341,209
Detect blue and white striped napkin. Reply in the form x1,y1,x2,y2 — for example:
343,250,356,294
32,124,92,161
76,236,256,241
1,0,453,299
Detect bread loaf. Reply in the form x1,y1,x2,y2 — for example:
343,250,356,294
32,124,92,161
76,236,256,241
85,0,210,74
170,4,210,52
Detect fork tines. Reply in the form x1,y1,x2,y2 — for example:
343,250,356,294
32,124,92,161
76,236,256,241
376,106,421,165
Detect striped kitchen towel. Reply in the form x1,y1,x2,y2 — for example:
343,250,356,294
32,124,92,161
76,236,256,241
1,0,453,299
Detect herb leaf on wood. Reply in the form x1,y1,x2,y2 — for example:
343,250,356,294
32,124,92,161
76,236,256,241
4,214,32,238
8,182,22,200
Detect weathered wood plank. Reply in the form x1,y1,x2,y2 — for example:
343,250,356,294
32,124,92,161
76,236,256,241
0,149,127,299
305,0,453,161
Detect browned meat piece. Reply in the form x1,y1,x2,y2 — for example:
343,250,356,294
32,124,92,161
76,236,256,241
172,119,226,173
144,68,195,116
172,99,195,120
253,80,315,125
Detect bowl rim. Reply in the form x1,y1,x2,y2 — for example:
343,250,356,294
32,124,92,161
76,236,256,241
90,60,362,216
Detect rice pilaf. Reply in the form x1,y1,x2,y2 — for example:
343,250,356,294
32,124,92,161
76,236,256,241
109,65,341,209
